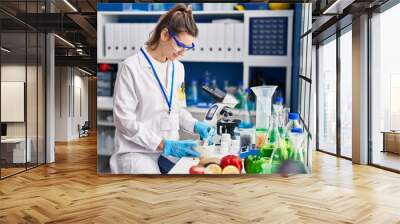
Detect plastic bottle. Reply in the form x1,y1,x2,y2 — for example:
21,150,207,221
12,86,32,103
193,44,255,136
288,127,305,163
285,112,302,132
105,130,114,154
273,97,284,114
187,80,198,106
220,133,231,155
272,97,284,135
239,88,253,128
211,76,218,89
235,83,244,109
223,80,229,93
230,139,241,155
99,129,106,154
199,72,211,105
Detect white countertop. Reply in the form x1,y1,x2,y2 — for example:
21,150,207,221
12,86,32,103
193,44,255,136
168,147,244,174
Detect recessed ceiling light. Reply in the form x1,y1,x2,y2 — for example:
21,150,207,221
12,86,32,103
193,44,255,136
78,67,93,76
1,47,11,53
54,34,75,48
63,0,78,12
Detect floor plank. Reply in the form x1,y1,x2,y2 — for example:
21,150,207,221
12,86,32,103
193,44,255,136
1,134,400,223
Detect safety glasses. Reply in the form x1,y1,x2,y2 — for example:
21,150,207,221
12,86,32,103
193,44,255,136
168,31,195,51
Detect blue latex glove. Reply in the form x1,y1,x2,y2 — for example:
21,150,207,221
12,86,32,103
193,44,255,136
163,140,200,158
194,121,216,145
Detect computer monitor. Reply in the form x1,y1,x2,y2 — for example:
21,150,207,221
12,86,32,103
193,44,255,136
1,123,7,137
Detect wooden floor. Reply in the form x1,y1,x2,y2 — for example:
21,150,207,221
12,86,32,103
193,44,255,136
372,151,400,171
1,134,400,224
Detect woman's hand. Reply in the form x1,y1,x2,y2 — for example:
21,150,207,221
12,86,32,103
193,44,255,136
194,121,216,145
161,140,199,158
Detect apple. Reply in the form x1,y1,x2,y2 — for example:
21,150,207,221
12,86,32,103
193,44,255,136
220,155,243,173
204,164,222,174
189,165,205,174
222,165,240,174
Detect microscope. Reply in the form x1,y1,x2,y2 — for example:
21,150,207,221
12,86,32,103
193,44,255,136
202,85,241,143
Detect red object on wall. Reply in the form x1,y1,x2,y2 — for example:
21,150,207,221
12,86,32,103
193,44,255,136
99,63,110,72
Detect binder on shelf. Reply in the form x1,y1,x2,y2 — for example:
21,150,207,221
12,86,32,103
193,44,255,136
214,23,225,59
121,24,130,59
114,23,123,59
224,23,235,59
145,23,156,46
203,23,217,58
234,23,244,58
135,23,145,51
105,23,113,58
196,23,206,59
129,24,138,55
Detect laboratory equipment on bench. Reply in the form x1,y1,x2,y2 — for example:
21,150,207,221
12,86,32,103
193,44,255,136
202,85,241,144
238,88,253,129
286,112,302,131
288,127,306,163
251,85,277,149
272,97,284,135
187,80,198,106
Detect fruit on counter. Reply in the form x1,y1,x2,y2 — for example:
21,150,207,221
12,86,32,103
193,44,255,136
220,155,243,173
222,165,240,174
204,164,222,174
198,157,220,167
256,132,267,148
244,155,268,174
189,165,205,174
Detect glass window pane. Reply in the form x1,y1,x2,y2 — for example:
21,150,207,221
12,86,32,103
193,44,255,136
302,80,306,119
318,38,337,154
340,29,352,158
38,33,45,165
27,31,38,168
306,33,312,79
371,3,400,171
305,82,310,127
298,79,303,116
1,31,27,177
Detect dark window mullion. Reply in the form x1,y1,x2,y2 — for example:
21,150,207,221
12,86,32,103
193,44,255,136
316,45,320,150
25,0,28,171
336,30,341,157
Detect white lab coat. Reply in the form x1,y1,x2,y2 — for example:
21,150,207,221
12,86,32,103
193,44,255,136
109,47,197,174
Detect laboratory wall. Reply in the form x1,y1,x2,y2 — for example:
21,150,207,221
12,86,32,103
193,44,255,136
97,3,312,175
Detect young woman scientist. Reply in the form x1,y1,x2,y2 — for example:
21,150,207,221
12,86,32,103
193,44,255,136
109,4,215,174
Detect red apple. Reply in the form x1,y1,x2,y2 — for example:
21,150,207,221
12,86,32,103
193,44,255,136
189,165,205,174
220,155,243,173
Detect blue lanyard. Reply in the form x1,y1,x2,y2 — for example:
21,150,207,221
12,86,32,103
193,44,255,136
140,48,175,114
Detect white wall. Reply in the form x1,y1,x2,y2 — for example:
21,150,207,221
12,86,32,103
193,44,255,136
55,66,89,141
1,65,39,137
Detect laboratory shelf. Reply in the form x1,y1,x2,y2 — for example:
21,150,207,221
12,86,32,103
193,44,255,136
98,57,244,64
98,121,115,127
97,96,113,111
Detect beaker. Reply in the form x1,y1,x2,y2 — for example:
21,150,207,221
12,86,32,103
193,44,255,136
250,85,277,131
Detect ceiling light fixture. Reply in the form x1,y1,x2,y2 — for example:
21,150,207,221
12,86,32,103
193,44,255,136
1,47,11,53
54,34,75,48
63,0,78,12
78,67,93,76
323,0,354,15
